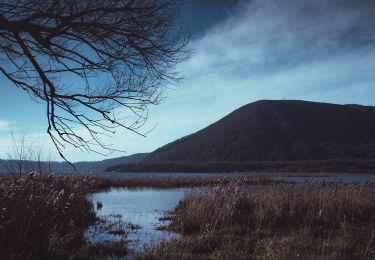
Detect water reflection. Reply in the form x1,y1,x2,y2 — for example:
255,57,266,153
85,187,186,255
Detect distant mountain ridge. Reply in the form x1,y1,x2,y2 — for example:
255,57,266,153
0,153,148,174
52,153,148,173
108,100,375,173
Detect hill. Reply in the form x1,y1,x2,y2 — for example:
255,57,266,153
145,100,375,161
108,100,375,173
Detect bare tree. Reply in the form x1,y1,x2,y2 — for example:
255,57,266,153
0,132,52,176
0,0,188,161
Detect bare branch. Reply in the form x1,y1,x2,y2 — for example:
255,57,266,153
0,0,189,161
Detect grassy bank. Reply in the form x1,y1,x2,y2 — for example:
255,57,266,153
107,159,375,173
85,175,275,190
0,173,271,258
140,181,375,259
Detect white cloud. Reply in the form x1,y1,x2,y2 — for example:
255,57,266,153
118,0,375,157
98,0,375,160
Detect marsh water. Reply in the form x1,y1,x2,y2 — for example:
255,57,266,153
85,187,186,255
84,172,375,255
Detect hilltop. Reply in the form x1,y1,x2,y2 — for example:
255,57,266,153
108,100,375,173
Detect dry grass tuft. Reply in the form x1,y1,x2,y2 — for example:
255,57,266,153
141,180,375,259
0,173,96,259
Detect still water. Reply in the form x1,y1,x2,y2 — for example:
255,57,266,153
85,187,186,255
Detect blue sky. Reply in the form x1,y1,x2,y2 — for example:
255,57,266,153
1,0,375,161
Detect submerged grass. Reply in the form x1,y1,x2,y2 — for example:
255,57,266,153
140,180,375,259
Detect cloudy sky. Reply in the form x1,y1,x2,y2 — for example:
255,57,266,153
1,0,375,161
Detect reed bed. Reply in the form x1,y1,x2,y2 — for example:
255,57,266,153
0,173,96,259
141,180,375,259
0,173,271,258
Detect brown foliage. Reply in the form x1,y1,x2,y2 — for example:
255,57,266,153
0,173,96,259
0,174,271,258
144,180,375,259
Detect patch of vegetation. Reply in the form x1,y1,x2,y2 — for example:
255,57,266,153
88,174,276,189
139,180,375,259
88,214,128,237
0,173,271,258
108,159,375,173
0,173,96,259
86,239,128,257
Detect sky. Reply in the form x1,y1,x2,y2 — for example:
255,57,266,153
0,0,375,162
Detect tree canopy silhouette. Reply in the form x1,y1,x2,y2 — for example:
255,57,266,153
0,0,188,160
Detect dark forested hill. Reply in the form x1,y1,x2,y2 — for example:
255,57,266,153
107,100,375,173
142,100,375,162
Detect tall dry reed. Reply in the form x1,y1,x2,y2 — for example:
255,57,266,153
142,180,375,259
